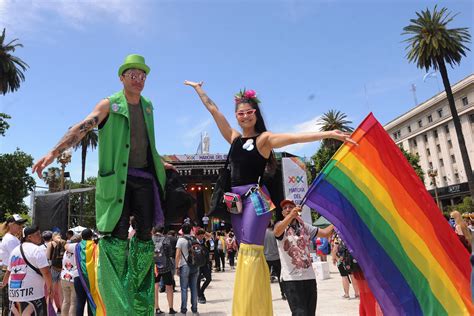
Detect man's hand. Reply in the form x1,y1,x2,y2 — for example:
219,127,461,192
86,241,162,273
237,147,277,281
32,152,56,178
290,206,302,219
184,80,203,88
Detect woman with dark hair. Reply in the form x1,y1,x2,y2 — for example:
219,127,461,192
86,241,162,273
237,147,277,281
185,81,354,315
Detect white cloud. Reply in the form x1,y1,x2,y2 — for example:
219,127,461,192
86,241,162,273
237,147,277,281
276,115,324,154
1,0,148,35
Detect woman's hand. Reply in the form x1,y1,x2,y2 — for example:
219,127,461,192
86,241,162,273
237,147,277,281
184,80,203,88
329,130,357,145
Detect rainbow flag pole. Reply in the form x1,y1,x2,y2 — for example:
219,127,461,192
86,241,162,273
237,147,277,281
302,113,472,315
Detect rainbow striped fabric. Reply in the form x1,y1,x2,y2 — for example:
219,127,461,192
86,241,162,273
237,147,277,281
76,240,106,316
304,113,472,315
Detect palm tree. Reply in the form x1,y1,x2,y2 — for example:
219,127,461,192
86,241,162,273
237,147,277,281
403,6,473,199
74,129,98,183
43,167,61,193
318,110,354,151
0,28,29,95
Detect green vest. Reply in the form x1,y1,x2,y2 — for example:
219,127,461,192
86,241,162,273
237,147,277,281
95,90,166,233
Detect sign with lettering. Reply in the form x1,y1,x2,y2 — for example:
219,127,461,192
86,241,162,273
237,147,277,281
282,157,312,224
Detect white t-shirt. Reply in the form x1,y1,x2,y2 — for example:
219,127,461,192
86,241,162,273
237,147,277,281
176,235,191,268
276,221,319,281
61,243,78,282
0,233,20,268
7,242,49,302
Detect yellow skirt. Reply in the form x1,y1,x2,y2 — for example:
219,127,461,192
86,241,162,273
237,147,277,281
232,243,273,316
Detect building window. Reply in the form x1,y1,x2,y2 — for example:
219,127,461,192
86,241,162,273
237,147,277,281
433,129,438,138
437,144,441,152
462,96,469,106
439,158,444,166
427,115,433,123
451,154,456,163
393,130,401,140
418,120,423,128
407,125,412,133
415,152,419,157
428,161,433,169
443,176,447,183
455,173,460,181
437,108,443,118
423,134,428,142
444,125,450,134
470,114,474,123
427,148,431,156
448,139,453,148
412,138,417,147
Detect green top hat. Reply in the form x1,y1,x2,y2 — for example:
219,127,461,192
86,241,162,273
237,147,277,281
118,54,150,76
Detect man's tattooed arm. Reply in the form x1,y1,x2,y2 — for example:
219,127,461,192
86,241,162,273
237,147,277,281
51,116,99,156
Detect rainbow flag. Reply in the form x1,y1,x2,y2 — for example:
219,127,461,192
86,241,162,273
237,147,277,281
76,240,106,316
304,113,472,315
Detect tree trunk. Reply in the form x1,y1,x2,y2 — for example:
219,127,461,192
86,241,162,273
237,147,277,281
438,58,474,200
81,144,87,184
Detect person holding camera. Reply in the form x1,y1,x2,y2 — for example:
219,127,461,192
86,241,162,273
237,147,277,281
274,199,334,315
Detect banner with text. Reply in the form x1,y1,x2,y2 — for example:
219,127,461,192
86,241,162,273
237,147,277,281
281,157,312,224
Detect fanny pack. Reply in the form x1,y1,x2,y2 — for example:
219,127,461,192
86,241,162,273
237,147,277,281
223,192,243,214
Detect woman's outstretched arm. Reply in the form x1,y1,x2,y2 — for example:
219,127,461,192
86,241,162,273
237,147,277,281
263,130,356,149
184,80,239,144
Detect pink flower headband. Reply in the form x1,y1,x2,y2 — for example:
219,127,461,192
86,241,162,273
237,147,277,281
234,89,261,105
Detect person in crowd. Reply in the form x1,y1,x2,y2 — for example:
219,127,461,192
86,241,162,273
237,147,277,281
152,226,176,315
33,54,174,315
166,230,178,292
40,231,53,256
60,234,81,316
175,223,199,315
65,230,74,241
216,231,226,272
274,199,335,315
332,235,360,299
0,214,28,315
226,232,238,270
196,229,212,304
317,237,330,262
264,222,285,300
1,226,52,315
212,232,220,272
74,228,94,316
451,210,472,252
47,231,65,313
185,80,352,315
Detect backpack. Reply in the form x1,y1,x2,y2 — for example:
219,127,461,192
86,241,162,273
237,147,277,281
183,236,207,268
50,241,65,269
153,235,172,273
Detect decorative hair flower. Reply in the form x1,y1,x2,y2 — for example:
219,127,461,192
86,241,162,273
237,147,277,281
234,88,261,105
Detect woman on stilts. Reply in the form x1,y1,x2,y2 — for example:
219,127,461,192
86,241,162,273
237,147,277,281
185,80,354,315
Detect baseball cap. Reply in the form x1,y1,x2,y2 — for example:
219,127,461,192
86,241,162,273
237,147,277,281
6,214,28,225
280,199,296,208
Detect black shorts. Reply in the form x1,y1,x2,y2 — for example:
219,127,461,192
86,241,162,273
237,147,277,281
10,297,47,316
155,271,173,286
337,262,351,277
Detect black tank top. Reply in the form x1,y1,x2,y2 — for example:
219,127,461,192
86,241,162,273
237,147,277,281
230,136,268,186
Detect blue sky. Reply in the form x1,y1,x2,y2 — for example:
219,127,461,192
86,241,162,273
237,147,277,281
0,0,472,188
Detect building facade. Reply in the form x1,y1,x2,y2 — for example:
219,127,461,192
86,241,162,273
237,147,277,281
385,74,474,208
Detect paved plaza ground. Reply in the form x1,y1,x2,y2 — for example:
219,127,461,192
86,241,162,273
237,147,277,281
158,255,359,315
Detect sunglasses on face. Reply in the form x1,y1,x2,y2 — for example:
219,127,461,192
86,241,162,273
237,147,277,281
123,72,147,82
236,109,256,118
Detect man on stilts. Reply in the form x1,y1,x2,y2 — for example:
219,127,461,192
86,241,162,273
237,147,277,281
33,54,172,315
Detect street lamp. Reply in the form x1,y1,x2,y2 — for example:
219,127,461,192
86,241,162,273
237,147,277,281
428,168,441,210
57,149,72,191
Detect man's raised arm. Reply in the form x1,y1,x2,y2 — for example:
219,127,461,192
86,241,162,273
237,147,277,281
32,99,110,178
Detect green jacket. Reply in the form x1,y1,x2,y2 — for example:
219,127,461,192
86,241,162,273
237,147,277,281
95,90,166,233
